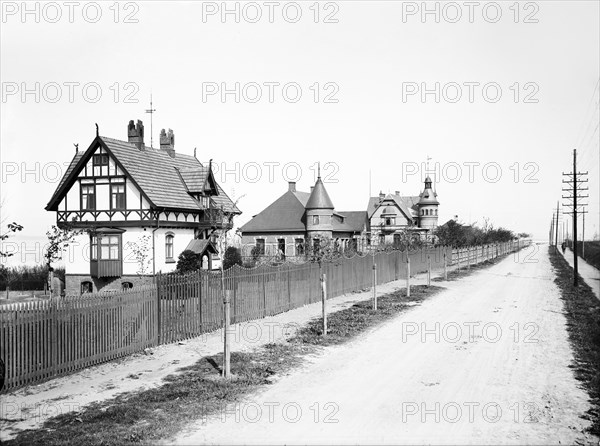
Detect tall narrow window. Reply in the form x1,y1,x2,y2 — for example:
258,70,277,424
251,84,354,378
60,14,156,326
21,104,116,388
256,239,265,255
313,215,319,225
295,238,304,256
278,239,286,258
81,184,96,210
111,184,126,209
100,235,120,260
165,233,174,261
91,235,98,260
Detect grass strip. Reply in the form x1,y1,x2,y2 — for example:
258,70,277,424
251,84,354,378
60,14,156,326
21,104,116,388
548,247,600,437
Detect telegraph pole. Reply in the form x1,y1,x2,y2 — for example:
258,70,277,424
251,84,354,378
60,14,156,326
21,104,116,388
582,211,586,259
562,149,589,287
555,202,559,252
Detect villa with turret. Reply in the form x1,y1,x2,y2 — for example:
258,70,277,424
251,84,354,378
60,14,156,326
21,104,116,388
240,175,439,259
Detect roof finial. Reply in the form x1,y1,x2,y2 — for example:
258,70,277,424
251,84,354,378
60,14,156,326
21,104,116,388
95,123,99,137
317,162,321,179
194,147,197,159
73,143,79,153
209,158,213,171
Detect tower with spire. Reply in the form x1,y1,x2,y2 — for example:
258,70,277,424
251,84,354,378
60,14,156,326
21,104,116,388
417,176,439,231
305,173,335,241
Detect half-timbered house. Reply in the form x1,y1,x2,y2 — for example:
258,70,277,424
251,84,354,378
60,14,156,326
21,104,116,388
46,120,240,294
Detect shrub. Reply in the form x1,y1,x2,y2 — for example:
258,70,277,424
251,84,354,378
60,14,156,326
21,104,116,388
176,250,201,274
223,246,243,270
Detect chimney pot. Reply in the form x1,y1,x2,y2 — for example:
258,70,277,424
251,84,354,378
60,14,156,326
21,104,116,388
288,181,296,192
127,119,145,150
160,128,175,158
395,190,400,196
379,191,385,199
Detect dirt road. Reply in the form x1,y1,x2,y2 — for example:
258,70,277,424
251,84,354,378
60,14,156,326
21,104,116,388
174,244,596,445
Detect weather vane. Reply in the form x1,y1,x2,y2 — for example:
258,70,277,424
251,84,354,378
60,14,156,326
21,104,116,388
145,94,156,148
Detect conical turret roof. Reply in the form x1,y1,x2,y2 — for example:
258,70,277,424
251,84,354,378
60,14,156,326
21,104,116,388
306,177,335,209
418,177,439,205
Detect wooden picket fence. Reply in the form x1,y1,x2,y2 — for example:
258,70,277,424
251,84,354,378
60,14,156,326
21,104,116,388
0,285,157,391
0,241,526,391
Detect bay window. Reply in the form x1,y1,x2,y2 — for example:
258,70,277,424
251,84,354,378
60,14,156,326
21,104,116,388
90,230,123,278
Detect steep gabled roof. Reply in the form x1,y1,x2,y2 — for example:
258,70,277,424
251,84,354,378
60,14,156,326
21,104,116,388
239,191,310,233
185,239,218,255
306,178,334,209
367,194,416,221
177,165,219,195
46,136,239,214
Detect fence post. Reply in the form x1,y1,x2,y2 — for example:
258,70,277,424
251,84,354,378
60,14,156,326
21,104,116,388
156,274,162,345
198,270,203,335
51,299,58,378
406,255,411,297
262,271,267,318
223,290,231,378
287,265,292,311
321,272,327,336
372,263,377,310
427,254,431,286
443,251,448,281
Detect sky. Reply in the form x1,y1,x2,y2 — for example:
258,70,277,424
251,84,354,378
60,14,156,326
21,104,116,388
1,0,599,266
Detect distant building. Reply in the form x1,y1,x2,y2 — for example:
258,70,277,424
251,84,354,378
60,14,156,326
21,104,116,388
46,119,240,294
367,176,440,245
239,178,367,259
240,175,440,258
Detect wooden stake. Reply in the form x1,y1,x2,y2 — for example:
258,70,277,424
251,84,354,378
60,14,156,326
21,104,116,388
321,273,327,336
444,251,448,281
406,255,411,297
427,255,431,286
223,290,231,378
372,264,377,310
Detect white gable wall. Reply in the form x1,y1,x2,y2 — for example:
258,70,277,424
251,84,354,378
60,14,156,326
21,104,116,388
59,145,146,214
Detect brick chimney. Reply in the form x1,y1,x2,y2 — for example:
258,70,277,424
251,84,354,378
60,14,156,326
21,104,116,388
160,128,175,158
127,119,145,150
379,191,385,199
395,190,400,196
288,181,296,192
